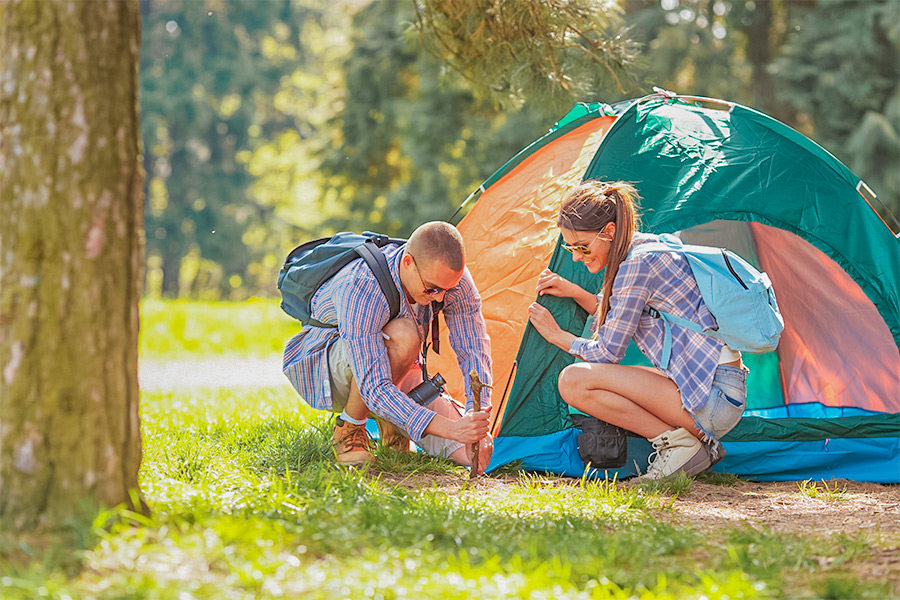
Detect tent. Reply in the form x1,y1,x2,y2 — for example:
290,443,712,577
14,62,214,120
428,92,900,483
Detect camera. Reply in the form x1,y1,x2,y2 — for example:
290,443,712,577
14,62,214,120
408,373,446,406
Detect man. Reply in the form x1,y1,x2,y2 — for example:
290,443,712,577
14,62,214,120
283,221,493,471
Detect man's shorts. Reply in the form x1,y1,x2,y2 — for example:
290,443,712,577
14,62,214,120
691,364,748,440
326,336,355,411
326,337,464,459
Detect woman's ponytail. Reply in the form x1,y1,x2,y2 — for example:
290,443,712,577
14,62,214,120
597,183,638,326
557,180,640,327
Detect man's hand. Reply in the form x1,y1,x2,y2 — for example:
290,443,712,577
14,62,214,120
450,409,490,444
422,395,491,444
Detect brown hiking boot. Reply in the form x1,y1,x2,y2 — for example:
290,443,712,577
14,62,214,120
375,417,410,452
332,417,374,466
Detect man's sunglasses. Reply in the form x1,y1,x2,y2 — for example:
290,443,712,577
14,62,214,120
561,231,610,256
410,255,448,296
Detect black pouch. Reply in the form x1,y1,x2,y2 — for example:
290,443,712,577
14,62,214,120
570,414,628,469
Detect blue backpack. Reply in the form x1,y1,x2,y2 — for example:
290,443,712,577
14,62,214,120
277,232,406,328
629,233,784,369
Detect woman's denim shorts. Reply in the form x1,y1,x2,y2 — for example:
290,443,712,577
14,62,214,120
691,364,748,441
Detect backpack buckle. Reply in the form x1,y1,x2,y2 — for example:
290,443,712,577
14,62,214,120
365,232,389,246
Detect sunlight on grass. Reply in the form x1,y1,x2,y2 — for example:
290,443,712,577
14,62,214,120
140,298,300,358
468,472,659,523
637,471,694,499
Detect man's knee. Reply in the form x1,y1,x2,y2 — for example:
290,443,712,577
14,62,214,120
426,393,461,420
383,317,421,379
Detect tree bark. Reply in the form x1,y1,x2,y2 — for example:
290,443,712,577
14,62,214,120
0,0,145,532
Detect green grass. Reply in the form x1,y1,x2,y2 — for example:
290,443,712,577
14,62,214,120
3,384,893,599
139,298,300,359
2,300,894,599
797,479,851,502
637,471,694,498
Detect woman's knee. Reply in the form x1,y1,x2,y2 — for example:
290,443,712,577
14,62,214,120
558,364,592,406
383,317,421,379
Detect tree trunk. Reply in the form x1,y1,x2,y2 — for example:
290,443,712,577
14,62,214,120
0,0,145,532
742,0,806,126
743,0,777,117
160,241,182,298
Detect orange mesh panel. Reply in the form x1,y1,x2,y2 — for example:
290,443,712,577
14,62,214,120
427,116,616,429
751,222,900,412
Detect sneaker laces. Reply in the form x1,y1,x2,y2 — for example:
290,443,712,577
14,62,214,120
645,436,669,477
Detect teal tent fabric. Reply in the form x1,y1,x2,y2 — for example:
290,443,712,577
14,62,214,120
585,98,900,344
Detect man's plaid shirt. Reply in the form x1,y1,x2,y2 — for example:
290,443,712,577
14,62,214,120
569,233,723,413
283,243,492,441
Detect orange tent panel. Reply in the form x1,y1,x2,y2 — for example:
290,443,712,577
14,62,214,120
751,223,900,412
427,116,617,430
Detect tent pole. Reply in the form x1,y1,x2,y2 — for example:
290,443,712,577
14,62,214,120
448,185,485,225
490,359,517,437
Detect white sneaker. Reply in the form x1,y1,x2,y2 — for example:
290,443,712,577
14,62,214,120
641,427,711,480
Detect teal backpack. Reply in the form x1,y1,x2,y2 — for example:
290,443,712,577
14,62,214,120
277,232,405,328
629,233,784,369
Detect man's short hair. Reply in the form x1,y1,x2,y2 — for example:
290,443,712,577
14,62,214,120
407,222,465,271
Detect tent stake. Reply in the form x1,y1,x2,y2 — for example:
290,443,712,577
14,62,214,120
468,369,490,480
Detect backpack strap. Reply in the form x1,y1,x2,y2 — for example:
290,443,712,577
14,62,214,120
356,240,402,322
630,235,703,370
645,307,706,370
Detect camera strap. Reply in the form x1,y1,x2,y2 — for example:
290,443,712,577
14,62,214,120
420,300,443,380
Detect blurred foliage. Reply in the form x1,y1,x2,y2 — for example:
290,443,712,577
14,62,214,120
771,0,900,227
411,0,641,114
139,0,900,300
140,0,350,299
317,0,552,237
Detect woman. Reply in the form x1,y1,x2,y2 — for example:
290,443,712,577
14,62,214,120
528,180,748,479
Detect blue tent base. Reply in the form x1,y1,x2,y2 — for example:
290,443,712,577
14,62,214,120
487,430,900,484
715,438,900,483
486,430,652,479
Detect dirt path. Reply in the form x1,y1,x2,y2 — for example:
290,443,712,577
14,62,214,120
663,479,900,588
666,479,900,536
379,472,900,588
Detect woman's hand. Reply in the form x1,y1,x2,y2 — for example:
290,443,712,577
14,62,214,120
528,302,576,351
536,269,576,298
536,269,599,313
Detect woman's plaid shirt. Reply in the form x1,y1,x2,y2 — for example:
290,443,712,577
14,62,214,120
283,244,492,441
569,233,723,413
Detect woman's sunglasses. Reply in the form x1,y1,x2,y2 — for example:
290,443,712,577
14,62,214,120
561,231,610,256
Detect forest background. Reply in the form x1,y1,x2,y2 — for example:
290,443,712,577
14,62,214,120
140,0,899,301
